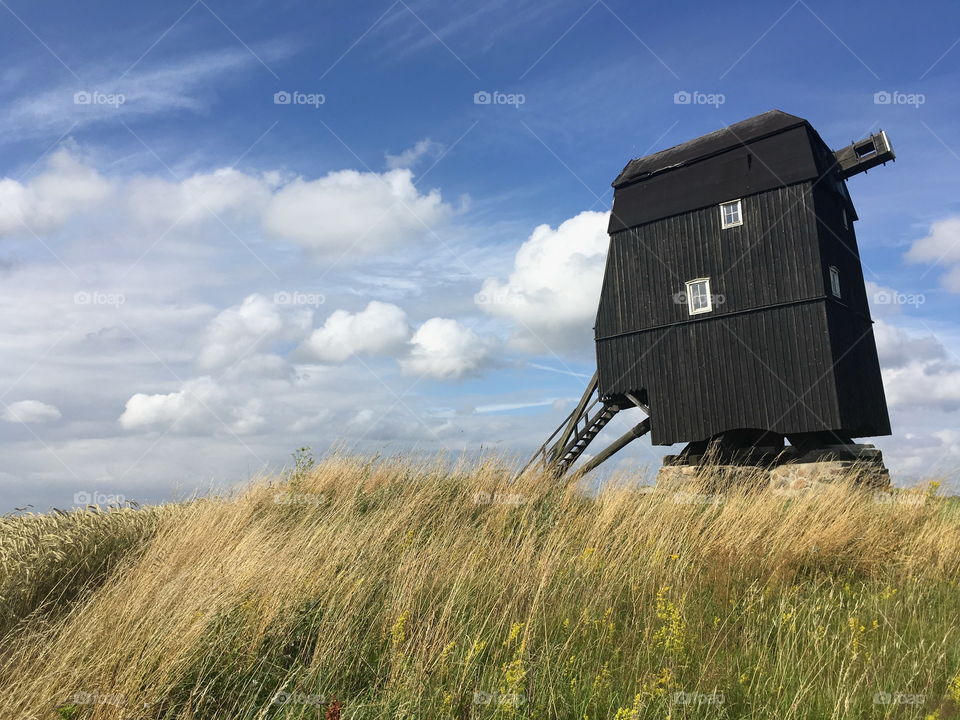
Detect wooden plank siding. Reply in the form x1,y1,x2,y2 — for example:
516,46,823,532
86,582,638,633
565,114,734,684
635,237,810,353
597,183,825,339
596,302,842,445
596,175,891,445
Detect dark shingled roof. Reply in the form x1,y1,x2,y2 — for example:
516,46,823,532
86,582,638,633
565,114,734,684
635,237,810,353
612,110,809,188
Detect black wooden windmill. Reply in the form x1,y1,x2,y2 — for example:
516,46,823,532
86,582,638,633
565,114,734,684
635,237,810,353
522,110,895,480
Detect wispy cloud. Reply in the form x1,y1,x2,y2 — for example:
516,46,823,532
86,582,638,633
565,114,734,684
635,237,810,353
0,45,289,143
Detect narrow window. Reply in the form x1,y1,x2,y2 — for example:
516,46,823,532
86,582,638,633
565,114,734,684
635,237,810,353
829,266,841,298
720,199,742,229
685,278,713,315
842,207,849,230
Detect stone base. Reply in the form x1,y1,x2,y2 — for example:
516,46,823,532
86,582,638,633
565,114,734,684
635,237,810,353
656,444,891,492
655,463,769,492
768,459,890,491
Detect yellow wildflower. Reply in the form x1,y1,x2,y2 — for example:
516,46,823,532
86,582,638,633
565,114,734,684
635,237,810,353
948,673,960,703
505,622,524,646
653,586,687,657
390,612,408,649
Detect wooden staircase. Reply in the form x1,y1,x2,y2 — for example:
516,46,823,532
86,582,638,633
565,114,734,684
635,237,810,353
516,371,651,480
554,403,619,474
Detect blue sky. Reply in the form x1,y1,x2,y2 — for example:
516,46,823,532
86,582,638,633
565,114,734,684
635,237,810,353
1,0,960,511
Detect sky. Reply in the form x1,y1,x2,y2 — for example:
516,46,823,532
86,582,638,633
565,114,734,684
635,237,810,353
1,0,960,512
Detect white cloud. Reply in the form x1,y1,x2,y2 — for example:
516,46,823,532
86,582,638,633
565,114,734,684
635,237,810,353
400,317,494,380
126,167,270,227
262,168,451,254
478,210,609,352
2,400,62,423
198,294,310,371
876,319,960,411
906,217,960,291
0,47,287,142
300,301,411,363
874,320,946,369
385,138,442,170
0,149,111,236
1,149,451,261
119,376,266,435
120,376,222,431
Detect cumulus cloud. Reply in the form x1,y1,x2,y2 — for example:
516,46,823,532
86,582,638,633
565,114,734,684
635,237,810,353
126,167,271,227
119,376,265,434
299,301,411,363
197,294,311,371
0,148,452,260
906,217,960,291
874,320,946,369
120,376,221,431
262,168,451,254
875,319,960,411
477,210,609,352
385,139,443,170
0,149,111,236
399,318,494,380
2,400,62,423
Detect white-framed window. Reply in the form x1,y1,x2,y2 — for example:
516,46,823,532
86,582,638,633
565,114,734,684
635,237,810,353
685,278,713,315
719,199,743,229
829,266,841,298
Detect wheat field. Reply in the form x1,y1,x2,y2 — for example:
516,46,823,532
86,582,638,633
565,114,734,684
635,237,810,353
1,453,959,719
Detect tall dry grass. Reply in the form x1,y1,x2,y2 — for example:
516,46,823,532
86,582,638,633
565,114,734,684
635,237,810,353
0,456,958,719
0,504,175,638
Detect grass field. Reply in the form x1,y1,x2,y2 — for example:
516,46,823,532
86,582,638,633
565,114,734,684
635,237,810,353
1,453,959,719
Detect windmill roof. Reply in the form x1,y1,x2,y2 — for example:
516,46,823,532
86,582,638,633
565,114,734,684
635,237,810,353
612,110,810,188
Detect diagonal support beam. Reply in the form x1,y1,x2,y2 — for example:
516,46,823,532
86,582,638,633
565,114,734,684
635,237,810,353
574,418,651,477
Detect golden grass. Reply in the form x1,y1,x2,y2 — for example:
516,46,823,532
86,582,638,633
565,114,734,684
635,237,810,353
0,456,958,719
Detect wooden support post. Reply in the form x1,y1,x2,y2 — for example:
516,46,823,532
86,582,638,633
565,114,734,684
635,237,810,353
575,418,651,477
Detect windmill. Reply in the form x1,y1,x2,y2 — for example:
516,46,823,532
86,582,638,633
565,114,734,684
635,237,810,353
522,111,894,484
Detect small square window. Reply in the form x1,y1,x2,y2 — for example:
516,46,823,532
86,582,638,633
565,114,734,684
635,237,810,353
720,199,742,229
829,266,841,298
685,278,713,315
